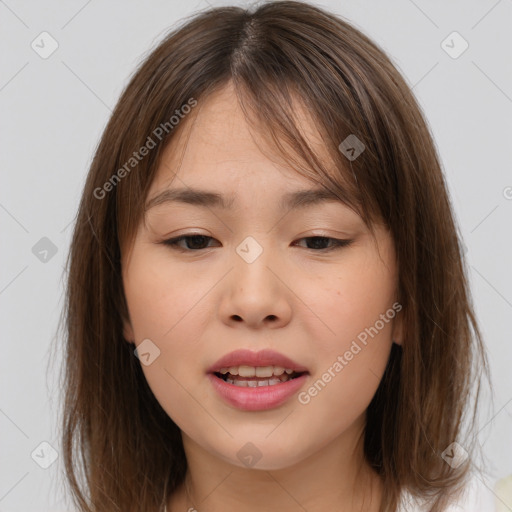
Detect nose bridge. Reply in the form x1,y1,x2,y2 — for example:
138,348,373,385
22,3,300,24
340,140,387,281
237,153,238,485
232,234,276,290
235,234,267,266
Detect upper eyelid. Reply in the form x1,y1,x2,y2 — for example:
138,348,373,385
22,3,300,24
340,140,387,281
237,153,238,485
163,233,345,242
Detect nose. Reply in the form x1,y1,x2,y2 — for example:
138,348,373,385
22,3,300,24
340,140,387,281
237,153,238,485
217,242,292,330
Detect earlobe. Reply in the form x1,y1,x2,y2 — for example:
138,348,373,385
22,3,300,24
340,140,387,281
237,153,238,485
391,308,404,346
123,319,135,344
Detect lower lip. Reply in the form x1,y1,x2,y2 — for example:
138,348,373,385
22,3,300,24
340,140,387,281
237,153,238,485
207,373,308,411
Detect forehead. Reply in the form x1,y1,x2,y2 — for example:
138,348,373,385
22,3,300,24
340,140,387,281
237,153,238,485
148,82,333,195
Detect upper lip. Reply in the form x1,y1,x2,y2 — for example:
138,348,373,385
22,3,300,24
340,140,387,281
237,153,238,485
207,349,309,374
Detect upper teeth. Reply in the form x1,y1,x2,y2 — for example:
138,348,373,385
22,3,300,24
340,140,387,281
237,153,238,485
219,365,295,377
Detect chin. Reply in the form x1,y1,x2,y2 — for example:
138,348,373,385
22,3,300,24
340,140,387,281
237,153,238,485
208,437,310,471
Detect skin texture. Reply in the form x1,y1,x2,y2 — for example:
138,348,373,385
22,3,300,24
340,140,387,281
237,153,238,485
122,82,403,512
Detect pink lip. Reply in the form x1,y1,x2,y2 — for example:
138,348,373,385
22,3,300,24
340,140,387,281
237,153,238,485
206,349,309,374
207,372,309,411
206,349,309,411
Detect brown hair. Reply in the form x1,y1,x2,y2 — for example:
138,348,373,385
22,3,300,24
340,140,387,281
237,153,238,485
55,1,489,511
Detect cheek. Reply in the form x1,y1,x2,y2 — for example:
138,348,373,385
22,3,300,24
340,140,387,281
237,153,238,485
294,250,397,417
123,246,213,428
122,245,211,384
301,250,397,358
123,244,210,341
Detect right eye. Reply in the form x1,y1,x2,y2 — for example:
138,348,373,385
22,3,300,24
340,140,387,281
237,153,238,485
160,234,219,251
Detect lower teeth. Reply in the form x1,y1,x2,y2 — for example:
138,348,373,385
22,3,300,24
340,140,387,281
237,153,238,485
227,378,284,387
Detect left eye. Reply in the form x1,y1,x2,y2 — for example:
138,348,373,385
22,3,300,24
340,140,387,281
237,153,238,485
292,236,353,251
160,234,353,252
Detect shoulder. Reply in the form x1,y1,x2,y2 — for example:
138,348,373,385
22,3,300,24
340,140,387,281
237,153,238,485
398,473,497,512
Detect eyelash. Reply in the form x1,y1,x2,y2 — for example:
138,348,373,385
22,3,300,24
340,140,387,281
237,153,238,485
160,234,353,253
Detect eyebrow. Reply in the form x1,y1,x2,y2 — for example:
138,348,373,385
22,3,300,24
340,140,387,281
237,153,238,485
144,187,346,212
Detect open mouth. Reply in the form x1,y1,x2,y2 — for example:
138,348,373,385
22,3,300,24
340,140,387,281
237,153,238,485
207,360,310,410
213,366,308,387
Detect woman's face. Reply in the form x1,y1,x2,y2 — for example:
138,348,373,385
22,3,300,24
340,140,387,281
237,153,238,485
122,82,402,471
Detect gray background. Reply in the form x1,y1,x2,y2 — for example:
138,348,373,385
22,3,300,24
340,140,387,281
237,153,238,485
1,0,511,510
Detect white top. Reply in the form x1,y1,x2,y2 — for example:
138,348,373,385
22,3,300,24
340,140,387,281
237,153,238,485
397,474,497,511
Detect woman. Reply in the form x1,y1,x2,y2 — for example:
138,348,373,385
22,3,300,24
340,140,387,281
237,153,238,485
58,2,492,510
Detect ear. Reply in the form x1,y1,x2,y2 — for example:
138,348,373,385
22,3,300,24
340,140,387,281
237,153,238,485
391,306,404,346
122,316,135,344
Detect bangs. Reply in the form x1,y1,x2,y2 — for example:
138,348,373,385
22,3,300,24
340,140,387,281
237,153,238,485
230,76,385,234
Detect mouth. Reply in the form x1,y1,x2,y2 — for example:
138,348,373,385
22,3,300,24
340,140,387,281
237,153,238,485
212,365,308,387
206,349,310,411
